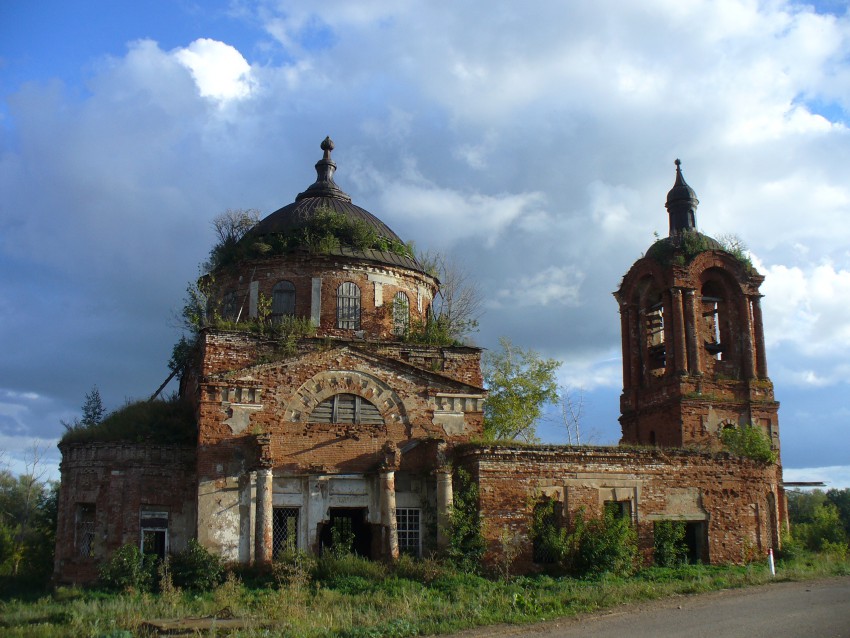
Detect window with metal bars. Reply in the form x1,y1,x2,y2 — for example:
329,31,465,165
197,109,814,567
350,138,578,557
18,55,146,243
395,508,421,557
272,280,296,318
273,507,299,557
76,503,96,558
308,393,383,425
392,291,410,336
336,282,361,329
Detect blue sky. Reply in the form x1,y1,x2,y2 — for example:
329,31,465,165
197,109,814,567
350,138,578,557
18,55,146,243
2,0,850,488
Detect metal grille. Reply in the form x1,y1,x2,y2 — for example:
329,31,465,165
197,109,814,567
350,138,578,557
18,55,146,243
392,291,410,336
336,282,361,329
272,280,296,317
273,507,299,557
76,503,95,557
395,508,421,557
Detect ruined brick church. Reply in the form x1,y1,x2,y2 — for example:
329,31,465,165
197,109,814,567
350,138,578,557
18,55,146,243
54,140,784,583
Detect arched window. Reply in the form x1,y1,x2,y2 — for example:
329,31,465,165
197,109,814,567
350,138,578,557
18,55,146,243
337,282,361,329
701,281,725,360
393,291,410,336
644,292,666,373
272,280,296,319
308,393,383,425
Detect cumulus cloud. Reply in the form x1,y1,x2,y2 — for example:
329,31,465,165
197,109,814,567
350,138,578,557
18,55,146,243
174,38,255,101
3,0,850,473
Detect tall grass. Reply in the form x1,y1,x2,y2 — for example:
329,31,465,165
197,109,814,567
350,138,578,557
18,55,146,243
1,552,847,638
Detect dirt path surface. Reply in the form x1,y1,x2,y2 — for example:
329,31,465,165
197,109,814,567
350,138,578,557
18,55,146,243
440,576,850,638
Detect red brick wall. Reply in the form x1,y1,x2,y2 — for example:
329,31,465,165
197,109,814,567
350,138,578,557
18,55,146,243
54,443,196,585
456,445,783,573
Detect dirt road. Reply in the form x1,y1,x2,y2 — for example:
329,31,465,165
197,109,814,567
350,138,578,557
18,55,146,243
444,576,850,638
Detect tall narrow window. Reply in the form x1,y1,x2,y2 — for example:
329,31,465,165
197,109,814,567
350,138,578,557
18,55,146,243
395,508,421,557
272,280,296,319
273,507,299,557
76,504,96,558
645,295,666,372
337,282,361,329
140,510,169,560
393,291,410,336
222,291,239,321
701,282,724,360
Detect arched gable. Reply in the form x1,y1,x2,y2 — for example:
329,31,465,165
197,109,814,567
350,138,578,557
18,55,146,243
283,369,410,428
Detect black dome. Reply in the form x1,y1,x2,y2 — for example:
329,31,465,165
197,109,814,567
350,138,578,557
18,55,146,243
247,137,425,273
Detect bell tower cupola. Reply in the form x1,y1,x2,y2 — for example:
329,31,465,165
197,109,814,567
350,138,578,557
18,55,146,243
614,161,780,454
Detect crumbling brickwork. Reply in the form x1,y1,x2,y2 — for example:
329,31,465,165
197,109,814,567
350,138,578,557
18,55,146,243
457,445,783,573
54,443,196,585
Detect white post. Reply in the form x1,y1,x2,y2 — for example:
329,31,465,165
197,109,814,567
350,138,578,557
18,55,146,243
768,548,776,576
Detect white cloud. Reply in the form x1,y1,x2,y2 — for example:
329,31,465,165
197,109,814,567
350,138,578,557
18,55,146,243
784,465,850,490
174,38,255,101
491,266,584,309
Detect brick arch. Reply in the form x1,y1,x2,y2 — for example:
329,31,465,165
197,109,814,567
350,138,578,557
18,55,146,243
284,370,410,428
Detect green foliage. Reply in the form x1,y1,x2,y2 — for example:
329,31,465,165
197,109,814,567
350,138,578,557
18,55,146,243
565,508,638,578
653,520,688,567
529,498,568,566
403,314,462,346
482,337,561,442
170,539,224,591
0,464,57,587
59,395,196,445
99,544,157,592
789,502,848,553
205,209,261,272
272,549,316,588
720,424,777,463
328,519,357,559
312,552,388,584
826,488,850,538
445,468,485,572
61,385,105,433
646,230,754,272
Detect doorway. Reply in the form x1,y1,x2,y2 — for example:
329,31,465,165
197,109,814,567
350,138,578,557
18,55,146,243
320,508,372,558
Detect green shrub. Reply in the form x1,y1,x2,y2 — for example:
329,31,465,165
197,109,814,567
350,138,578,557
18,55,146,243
566,509,638,578
721,424,777,463
272,549,316,589
98,544,157,592
791,503,848,553
313,552,388,584
60,395,196,445
170,539,224,591
446,468,485,572
653,520,688,567
530,498,568,567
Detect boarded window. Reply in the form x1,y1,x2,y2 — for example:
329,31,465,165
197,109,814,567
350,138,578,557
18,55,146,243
273,507,299,557
392,291,410,336
76,503,96,558
308,393,383,425
396,508,421,557
272,280,296,318
336,282,361,329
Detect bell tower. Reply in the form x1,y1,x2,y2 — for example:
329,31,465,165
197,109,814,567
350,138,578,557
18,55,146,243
615,161,780,452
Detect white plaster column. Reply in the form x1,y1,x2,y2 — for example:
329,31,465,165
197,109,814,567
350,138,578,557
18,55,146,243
379,471,399,560
254,468,273,564
436,467,453,551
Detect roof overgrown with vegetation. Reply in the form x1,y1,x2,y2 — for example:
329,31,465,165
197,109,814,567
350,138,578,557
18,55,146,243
60,396,196,445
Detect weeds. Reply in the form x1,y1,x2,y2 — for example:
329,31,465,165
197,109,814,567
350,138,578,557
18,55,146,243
1,552,847,637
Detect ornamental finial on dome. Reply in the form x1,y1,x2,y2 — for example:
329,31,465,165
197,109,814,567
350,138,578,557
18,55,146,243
295,136,352,202
665,158,699,236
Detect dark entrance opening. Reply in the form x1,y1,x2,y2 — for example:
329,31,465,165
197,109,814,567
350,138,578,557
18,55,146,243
320,508,372,559
684,521,706,563
141,529,167,560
